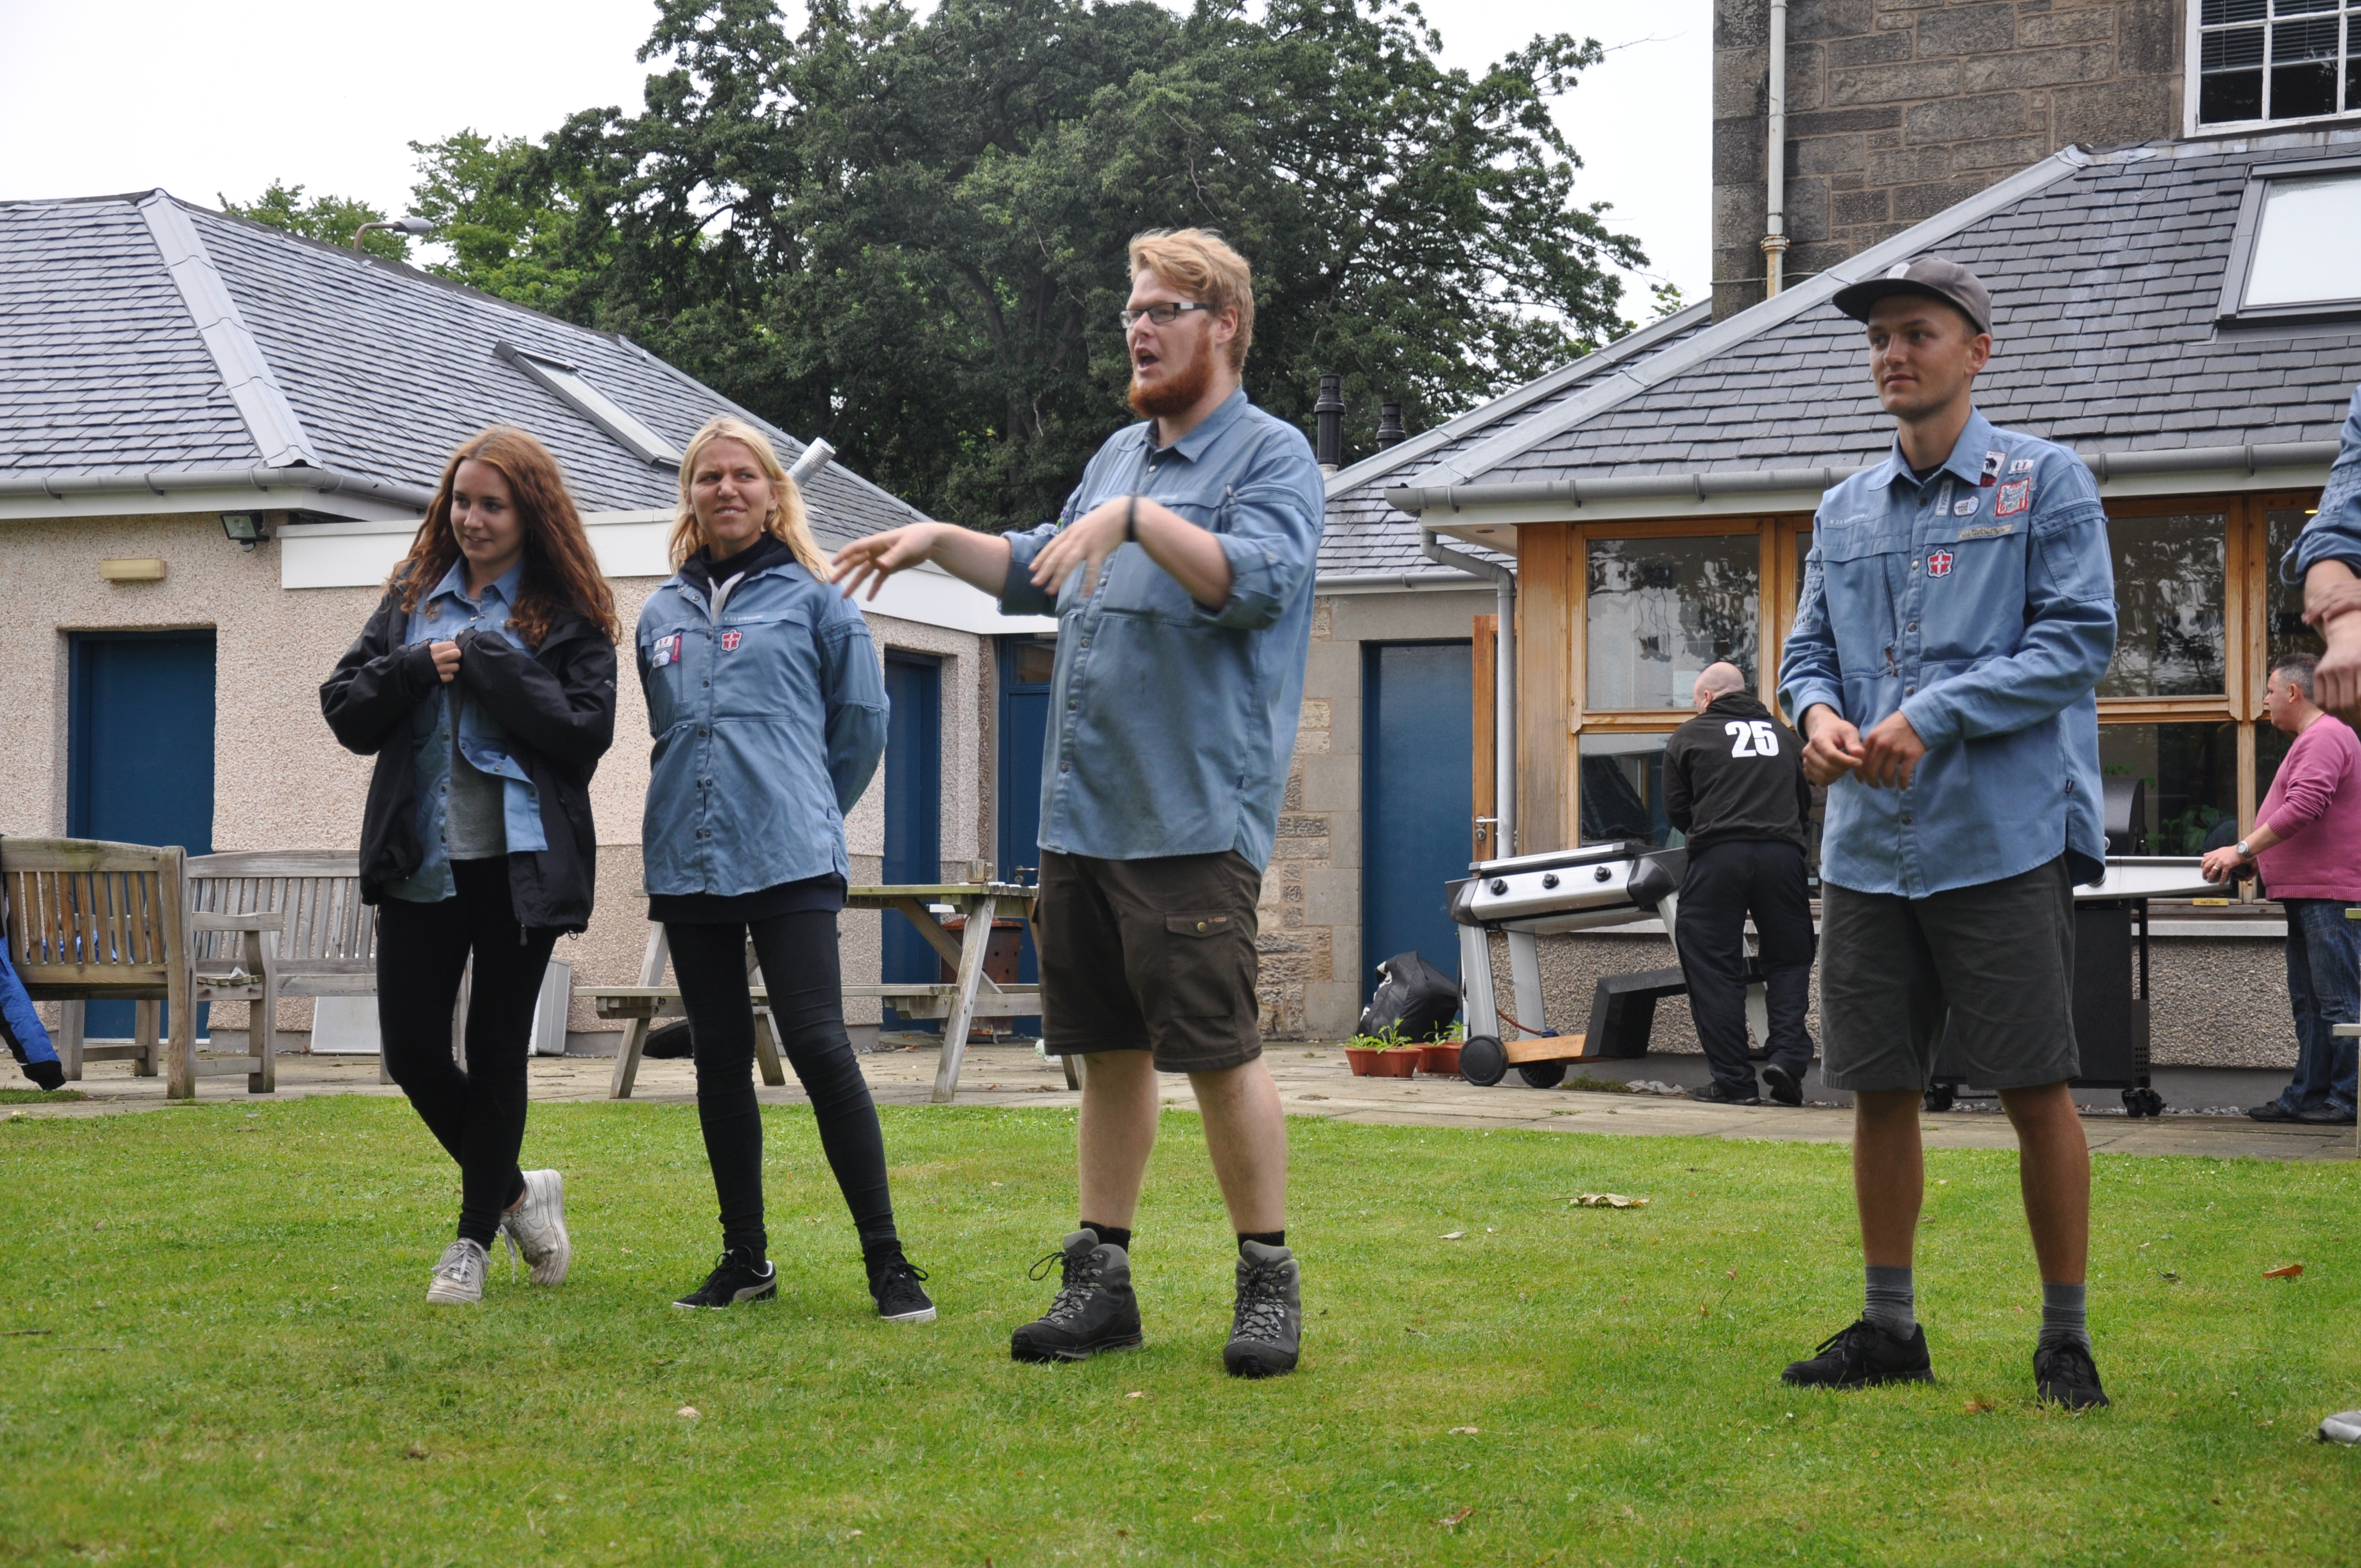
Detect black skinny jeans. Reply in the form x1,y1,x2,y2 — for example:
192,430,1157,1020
666,912,897,1260
377,858,560,1246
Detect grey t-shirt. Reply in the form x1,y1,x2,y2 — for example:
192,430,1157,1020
444,714,508,860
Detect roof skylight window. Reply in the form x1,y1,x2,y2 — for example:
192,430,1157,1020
2216,157,2361,325
494,340,682,466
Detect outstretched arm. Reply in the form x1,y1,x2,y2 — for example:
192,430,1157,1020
831,522,1014,602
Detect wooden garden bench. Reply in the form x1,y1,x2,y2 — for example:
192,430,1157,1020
186,851,382,1077
2,837,282,1098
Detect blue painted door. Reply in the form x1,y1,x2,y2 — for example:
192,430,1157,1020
995,638,1055,1033
1361,641,1472,1005
882,654,942,1029
68,632,216,1039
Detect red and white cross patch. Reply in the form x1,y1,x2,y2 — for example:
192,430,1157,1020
1927,549,1955,578
720,630,743,652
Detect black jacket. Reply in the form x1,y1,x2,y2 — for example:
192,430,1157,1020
1662,692,1810,854
319,583,618,931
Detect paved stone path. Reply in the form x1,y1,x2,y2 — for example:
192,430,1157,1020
8,1044,2353,1161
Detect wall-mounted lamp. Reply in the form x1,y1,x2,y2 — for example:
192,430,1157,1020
220,511,276,551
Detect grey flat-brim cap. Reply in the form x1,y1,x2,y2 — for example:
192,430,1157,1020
1831,255,1992,335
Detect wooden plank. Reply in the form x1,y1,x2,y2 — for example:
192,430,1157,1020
187,851,359,880
845,884,1041,904
0,839,170,875
608,924,670,1099
888,896,968,971
162,848,195,1099
931,896,995,1102
1515,522,1575,853
1505,1033,1587,1064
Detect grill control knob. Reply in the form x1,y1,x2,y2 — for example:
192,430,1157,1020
1540,872,1559,890
1593,866,1613,883
1488,879,1508,895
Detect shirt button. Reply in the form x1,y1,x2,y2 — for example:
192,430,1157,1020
698,727,710,737
1911,560,1921,571
1060,762,1071,774
1901,814,1913,825
1195,920,1209,933
1905,684,1915,695
1907,620,1918,631
1080,638,1090,649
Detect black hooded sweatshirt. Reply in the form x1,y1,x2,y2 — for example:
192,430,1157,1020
1661,690,1811,854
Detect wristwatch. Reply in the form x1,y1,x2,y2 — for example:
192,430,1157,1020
2234,839,2253,859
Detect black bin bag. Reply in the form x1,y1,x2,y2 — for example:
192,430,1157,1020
1356,951,1461,1042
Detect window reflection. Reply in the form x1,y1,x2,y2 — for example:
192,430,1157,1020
1577,733,1679,848
1585,534,1760,710
2267,506,2327,671
2101,513,2226,698
2097,722,2240,854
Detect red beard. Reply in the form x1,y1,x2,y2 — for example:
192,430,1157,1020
1128,336,1217,421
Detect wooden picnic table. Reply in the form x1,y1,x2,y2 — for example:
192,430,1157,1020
594,883,1046,1103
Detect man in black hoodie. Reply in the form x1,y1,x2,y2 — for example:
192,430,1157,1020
1663,663,1816,1105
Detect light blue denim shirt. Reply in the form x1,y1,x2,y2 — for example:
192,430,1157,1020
383,558,548,903
999,388,1325,868
2286,383,2361,582
1778,409,2117,898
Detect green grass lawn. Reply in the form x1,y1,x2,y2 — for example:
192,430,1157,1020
0,1096,2354,1566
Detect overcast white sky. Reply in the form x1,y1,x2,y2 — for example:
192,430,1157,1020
0,0,1708,318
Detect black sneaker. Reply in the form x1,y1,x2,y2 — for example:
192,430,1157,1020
1691,1080,1762,1106
2033,1340,2110,1410
2297,1103,2358,1126
673,1247,777,1309
1010,1229,1142,1363
1782,1318,1934,1389
21,1059,64,1092
1761,1064,1804,1106
869,1253,937,1324
1223,1240,1301,1379
2247,1101,2300,1123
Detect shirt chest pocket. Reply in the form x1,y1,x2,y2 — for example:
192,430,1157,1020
1813,523,1905,673
1917,526,2029,665
639,625,699,729
710,609,816,715
1098,488,1232,624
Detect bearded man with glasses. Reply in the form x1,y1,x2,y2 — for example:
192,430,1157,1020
833,228,1324,1378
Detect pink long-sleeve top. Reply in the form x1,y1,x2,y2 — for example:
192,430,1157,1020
2255,712,2361,903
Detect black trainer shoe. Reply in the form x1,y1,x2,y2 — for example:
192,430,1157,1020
2247,1101,2300,1122
1761,1064,1804,1106
2033,1340,2110,1410
2297,1102,2358,1126
1691,1080,1763,1106
1782,1318,1934,1389
673,1247,777,1309
21,1059,64,1092
1010,1229,1142,1363
1223,1240,1301,1379
869,1253,937,1324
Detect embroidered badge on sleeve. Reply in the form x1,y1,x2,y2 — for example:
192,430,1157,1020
1995,479,2032,518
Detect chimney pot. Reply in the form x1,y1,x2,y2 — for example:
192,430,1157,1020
1377,401,1407,449
1314,374,1345,473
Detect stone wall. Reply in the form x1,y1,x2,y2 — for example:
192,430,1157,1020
1712,0,2185,318
1497,925,2298,1070
0,511,992,1041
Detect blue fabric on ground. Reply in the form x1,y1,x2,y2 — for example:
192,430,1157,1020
0,938,57,1066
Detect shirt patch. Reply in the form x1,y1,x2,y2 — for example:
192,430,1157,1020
720,629,744,652
1927,549,1956,578
1995,479,2032,518
650,633,681,668
2009,458,2036,475
1952,497,1979,515
1956,524,2017,540
1979,449,2005,487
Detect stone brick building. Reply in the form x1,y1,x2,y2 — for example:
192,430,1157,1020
1713,1,2189,317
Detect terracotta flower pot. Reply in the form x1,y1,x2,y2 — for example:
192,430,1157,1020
1345,1046,1386,1076
1419,1043,1462,1077
1374,1048,1421,1077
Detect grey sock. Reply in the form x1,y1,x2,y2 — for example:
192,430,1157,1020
1864,1264,1916,1337
2039,1281,2090,1352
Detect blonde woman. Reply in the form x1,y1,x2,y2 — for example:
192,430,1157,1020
638,416,932,1322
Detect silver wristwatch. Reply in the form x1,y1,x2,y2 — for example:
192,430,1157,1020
2234,839,2253,859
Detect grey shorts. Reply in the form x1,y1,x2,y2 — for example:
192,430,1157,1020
1819,856,2079,1094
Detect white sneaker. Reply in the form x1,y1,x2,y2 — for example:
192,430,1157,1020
426,1239,489,1305
499,1169,572,1287
2320,1409,2361,1445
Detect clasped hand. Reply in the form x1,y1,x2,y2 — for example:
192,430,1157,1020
1802,706,1925,790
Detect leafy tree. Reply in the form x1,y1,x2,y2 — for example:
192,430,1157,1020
414,0,1643,525
218,181,410,261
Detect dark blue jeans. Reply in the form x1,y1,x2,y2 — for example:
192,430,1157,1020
2277,899,2359,1115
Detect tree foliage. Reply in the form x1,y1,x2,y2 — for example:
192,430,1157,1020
411,0,1643,525
219,181,410,260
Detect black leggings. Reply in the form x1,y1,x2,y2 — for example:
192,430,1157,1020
377,858,560,1246
666,912,897,1260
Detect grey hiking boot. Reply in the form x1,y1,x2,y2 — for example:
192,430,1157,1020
1223,1240,1301,1379
498,1169,572,1287
1010,1229,1142,1362
426,1238,490,1305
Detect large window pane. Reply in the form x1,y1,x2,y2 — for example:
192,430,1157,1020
1585,533,1759,710
2267,505,2328,671
2098,722,2242,854
2101,513,2226,698
1577,733,1678,848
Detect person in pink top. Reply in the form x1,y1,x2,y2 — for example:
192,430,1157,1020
2201,654,2361,1126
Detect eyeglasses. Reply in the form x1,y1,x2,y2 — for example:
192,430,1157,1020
1118,302,1215,330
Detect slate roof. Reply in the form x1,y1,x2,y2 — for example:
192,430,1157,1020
1329,124,2361,562
0,190,929,547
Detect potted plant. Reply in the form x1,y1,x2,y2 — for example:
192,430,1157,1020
1345,1023,1423,1077
1419,1021,1466,1078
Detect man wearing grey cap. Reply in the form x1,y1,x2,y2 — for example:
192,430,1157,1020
1775,256,2119,1410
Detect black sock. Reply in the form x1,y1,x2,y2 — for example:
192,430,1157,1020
1239,1230,1286,1252
1082,1222,1132,1253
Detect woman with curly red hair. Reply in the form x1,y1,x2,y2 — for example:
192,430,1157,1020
321,426,619,1306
